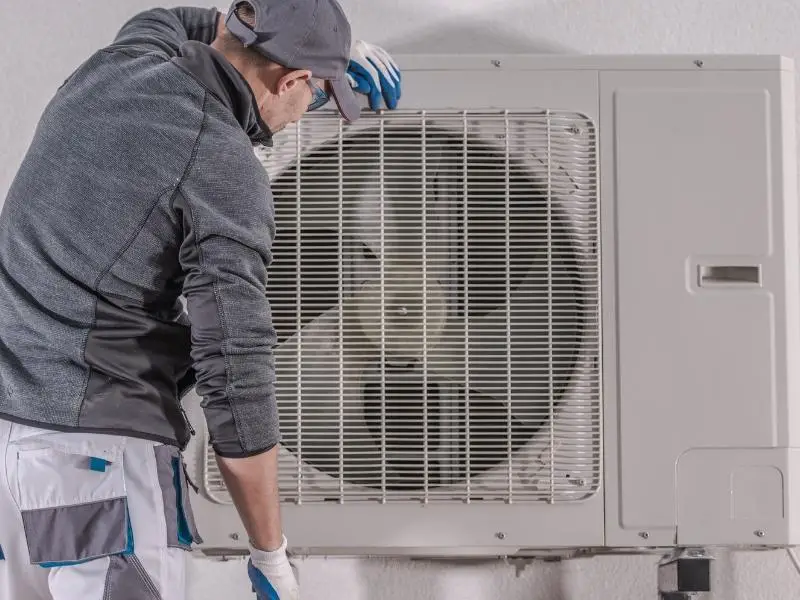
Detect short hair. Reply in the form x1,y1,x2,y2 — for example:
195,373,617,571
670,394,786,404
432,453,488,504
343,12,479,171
232,1,256,27
218,2,275,70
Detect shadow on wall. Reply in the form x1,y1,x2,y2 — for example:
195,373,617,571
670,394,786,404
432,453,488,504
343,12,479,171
358,557,568,600
380,18,577,55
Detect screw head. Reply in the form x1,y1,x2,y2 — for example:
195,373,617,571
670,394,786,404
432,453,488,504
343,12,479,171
755,529,766,538
495,532,506,540
694,59,704,68
396,306,409,317
229,533,240,541
491,60,502,68
639,531,650,540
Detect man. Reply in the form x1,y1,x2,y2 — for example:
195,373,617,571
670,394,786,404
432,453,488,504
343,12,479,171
0,1,401,599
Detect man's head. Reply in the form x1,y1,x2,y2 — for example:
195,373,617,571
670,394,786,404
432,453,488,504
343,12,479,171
212,0,359,134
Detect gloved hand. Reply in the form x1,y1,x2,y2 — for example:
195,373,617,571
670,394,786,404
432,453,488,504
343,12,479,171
248,535,299,600
347,40,402,111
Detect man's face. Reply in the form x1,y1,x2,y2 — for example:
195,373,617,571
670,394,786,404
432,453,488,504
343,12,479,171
257,70,315,133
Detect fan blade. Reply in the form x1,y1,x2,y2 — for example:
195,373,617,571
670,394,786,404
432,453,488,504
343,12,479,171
274,282,445,490
350,141,455,360
425,297,580,428
350,134,454,273
274,300,381,486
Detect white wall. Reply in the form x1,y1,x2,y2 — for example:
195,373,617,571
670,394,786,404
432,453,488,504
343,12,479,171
4,1,800,598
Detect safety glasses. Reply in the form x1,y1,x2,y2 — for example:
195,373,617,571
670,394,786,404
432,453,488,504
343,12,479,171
307,79,330,112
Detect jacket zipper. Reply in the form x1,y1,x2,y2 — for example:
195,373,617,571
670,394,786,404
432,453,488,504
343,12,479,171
179,404,196,437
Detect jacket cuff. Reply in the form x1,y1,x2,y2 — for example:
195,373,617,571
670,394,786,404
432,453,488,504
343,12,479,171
203,399,280,458
213,441,277,459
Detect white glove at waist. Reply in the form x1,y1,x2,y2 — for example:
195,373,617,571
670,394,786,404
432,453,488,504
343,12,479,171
248,535,299,600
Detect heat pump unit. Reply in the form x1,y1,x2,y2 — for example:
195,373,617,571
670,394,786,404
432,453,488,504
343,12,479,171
183,54,800,556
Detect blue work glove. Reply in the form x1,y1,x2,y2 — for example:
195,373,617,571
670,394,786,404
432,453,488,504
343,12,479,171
347,40,402,111
248,535,299,600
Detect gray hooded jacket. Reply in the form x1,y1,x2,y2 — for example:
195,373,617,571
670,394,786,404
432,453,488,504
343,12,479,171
0,7,280,457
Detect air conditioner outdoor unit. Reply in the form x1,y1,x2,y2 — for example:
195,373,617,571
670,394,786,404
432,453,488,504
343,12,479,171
183,54,800,558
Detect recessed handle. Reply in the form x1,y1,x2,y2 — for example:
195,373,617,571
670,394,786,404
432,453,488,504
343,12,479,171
698,265,762,287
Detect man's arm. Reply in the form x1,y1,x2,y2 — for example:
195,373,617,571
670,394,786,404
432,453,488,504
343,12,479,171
110,7,222,57
216,449,283,550
175,118,283,550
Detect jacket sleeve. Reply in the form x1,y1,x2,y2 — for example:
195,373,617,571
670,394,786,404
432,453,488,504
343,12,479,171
111,7,220,57
175,108,280,458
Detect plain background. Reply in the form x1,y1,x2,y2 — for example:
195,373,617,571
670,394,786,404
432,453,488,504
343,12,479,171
3,1,800,598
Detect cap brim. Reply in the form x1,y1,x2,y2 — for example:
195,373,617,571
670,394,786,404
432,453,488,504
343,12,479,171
329,77,361,122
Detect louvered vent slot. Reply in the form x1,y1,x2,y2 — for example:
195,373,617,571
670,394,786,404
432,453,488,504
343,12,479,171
204,110,600,505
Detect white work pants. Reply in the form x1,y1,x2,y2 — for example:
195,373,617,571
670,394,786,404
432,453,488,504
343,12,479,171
0,419,202,600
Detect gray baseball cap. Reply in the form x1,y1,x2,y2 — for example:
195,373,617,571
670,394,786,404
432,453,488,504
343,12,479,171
225,0,360,122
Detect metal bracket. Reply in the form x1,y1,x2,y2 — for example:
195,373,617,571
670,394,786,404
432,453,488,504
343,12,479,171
657,547,713,599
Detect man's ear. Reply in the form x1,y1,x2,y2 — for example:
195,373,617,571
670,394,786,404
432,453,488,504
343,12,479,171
277,69,312,96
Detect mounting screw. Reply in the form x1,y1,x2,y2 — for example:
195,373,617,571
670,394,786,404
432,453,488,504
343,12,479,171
229,533,240,541
491,60,502,68
694,59,704,68
496,532,506,540
755,529,766,538
639,531,650,540
397,306,409,317
567,126,582,135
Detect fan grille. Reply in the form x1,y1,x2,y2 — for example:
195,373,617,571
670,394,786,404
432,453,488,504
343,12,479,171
204,109,600,505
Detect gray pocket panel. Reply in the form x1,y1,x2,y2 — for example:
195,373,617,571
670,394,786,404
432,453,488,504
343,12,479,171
22,497,128,565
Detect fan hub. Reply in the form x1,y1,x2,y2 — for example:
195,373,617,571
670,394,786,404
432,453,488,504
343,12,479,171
355,276,448,364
